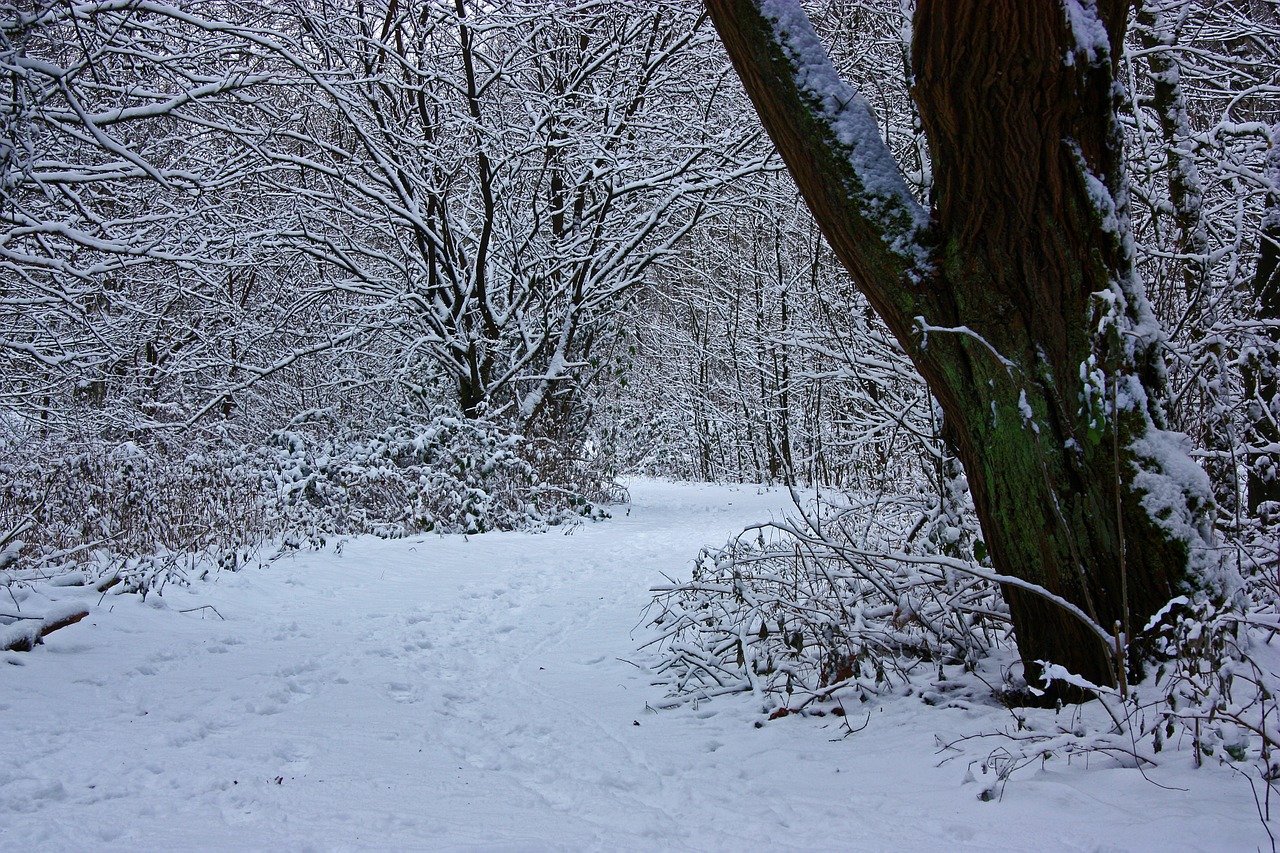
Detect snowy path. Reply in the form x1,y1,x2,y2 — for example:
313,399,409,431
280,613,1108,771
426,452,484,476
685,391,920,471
1,480,1263,851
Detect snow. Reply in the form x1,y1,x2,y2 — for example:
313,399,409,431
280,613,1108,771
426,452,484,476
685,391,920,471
1062,0,1111,67
1035,662,1117,698
0,618,42,653
1017,389,1039,434
1,479,1265,851
1130,427,1221,586
759,0,931,266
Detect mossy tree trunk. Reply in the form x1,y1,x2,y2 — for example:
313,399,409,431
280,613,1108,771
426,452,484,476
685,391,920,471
705,0,1214,690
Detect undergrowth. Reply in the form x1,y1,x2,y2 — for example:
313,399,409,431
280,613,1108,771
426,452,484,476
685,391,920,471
0,410,619,598
644,484,1280,837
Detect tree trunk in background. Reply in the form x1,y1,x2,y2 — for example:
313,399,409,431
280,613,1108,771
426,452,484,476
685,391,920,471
705,0,1214,691
1134,4,1238,519
1248,130,1280,517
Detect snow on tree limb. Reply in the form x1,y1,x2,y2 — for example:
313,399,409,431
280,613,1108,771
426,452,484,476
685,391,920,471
757,0,929,262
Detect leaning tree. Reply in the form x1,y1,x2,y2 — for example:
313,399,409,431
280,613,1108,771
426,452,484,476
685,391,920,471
704,0,1219,691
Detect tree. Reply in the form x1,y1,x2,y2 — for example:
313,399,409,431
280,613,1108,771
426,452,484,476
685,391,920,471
703,0,1217,691
1,0,761,452
228,0,759,442
1248,127,1280,516
616,169,935,490
1124,1,1280,528
0,0,350,443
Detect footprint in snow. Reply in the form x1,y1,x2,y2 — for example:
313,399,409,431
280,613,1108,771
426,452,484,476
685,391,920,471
274,660,319,678
267,678,313,706
384,681,419,704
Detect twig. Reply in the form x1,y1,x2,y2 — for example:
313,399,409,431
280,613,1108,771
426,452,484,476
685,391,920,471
1245,768,1278,853
832,710,871,739
179,605,225,620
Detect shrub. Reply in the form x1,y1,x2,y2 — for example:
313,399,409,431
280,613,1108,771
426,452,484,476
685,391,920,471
0,410,618,596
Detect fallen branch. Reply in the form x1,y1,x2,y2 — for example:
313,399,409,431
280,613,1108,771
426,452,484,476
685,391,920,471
1,605,91,652
95,573,122,594
41,606,90,636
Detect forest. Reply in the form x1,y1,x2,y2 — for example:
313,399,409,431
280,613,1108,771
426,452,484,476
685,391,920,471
3,0,1280,844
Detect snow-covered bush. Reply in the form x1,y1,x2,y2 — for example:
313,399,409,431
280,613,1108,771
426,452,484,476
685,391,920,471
645,479,1280,813
0,441,266,596
1142,535,1280,775
258,411,616,541
923,548,1280,807
645,476,1000,713
0,411,618,595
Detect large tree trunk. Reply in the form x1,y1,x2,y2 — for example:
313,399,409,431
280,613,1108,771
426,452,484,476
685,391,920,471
705,0,1214,691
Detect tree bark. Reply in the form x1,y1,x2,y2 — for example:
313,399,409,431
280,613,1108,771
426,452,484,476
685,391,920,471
704,0,1214,691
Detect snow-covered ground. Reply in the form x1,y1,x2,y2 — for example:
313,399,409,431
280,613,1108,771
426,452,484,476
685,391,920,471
1,480,1266,851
